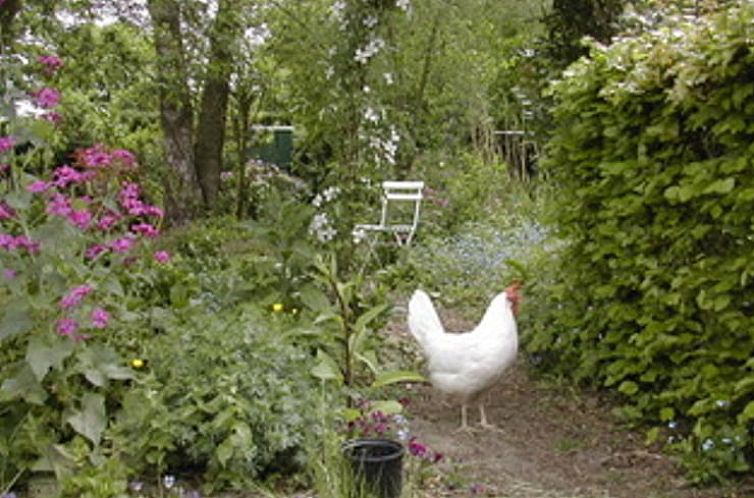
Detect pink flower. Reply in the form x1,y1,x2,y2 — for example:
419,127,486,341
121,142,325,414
85,244,108,260
0,163,9,175
41,111,63,124
46,193,72,217
68,209,92,229
3,268,17,280
130,222,159,238
97,212,122,231
144,205,164,218
90,308,110,329
0,234,39,253
0,136,14,153
53,165,85,188
110,236,136,253
0,202,15,220
154,250,171,264
37,54,63,74
79,144,111,168
33,87,61,108
56,318,79,338
112,149,136,168
59,284,93,308
26,180,50,193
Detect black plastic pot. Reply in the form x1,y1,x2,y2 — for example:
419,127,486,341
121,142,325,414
342,438,404,498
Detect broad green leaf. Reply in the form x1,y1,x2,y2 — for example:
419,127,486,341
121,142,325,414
1,363,47,404
66,393,106,446
310,350,342,382
0,303,32,341
372,370,427,388
659,407,675,422
26,336,75,381
298,284,331,312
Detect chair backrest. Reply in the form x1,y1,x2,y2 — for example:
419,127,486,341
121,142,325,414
379,181,424,243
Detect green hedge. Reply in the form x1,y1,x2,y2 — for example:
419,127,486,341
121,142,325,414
530,5,754,482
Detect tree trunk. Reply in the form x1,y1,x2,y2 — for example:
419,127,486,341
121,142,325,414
194,0,239,208
147,0,201,225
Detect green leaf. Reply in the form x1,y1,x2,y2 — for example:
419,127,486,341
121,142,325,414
618,380,639,396
310,350,342,382
738,400,754,423
77,344,134,387
659,407,675,422
703,177,735,195
67,393,106,446
26,336,75,381
298,284,331,312
1,363,47,404
354,303,389,332
0,303,32,341
372,370,427,388
371,400,404,415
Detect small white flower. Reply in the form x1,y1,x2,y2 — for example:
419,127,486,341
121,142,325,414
701,438,715,452
363,107,380,124
397,429,410,441
353,228,366,244
396,0,410,12
383,72,394,85
715,399,729,408
163,475,176,489
363,15,378,29
325,66,335,79
667,420,677,430
312,194,323,207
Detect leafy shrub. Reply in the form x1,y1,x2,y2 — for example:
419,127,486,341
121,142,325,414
109,304,321,491
534,4,754,482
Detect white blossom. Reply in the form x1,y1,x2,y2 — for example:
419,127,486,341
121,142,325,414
396,0,411,12
383,72,394,85
354,37,385,64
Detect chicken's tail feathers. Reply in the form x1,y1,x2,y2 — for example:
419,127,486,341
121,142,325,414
408,289,445,348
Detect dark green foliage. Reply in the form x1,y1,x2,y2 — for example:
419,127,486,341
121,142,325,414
533,5,754,482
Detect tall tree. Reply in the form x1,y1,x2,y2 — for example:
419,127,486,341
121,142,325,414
194,0,241,207
147,0,201,223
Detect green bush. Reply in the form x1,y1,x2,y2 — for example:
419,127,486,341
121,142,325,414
532,4,754,482
109,305,321,491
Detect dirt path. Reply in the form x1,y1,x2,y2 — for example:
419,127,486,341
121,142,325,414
387,309,749,498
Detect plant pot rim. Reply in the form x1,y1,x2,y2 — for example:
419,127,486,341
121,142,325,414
342,438,405,460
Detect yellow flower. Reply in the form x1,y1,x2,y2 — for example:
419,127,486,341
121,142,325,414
272,303,284,313
131,358,144,369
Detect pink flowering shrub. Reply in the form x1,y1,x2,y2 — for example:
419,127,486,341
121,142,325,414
0,52,174,488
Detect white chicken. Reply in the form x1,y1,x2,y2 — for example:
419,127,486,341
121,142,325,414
407,283,522,430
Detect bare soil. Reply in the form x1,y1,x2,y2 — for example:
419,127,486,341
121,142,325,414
386,306,753,498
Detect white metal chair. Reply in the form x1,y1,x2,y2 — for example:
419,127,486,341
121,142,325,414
353,181,425,247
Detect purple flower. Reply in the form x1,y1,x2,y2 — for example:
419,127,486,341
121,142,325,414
130,222,159,238
80,144,111,168
110,236,136,253
85,244,108,260
26,180,50,193
41,111,63,124
3,268,17,280
97,212,121,231
38,54,63,74
0,135,14,153
68,209,92,229
154,250,171,264
408,438,428,458
0,202,15,220
112,149,136,168
0,234,40,254
53,165,86,187
33,87,61,108
56,318,79,338
60,284,94,308
0,163,9,175
46,193,72,217
144,205,164,218
91,308,110,329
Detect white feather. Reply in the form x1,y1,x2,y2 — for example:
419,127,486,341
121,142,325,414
407,289,518,403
